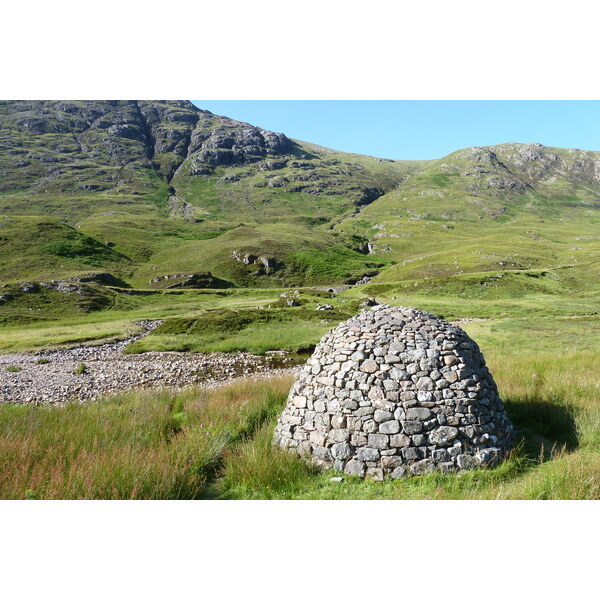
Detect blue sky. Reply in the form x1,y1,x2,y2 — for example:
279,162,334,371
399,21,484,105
192,101,600,161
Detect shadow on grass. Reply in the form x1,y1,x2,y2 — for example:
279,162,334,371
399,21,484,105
504,396,578,461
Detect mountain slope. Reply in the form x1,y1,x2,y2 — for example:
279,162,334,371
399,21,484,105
338,143,600,296
0,100,425,286
3,102,600,300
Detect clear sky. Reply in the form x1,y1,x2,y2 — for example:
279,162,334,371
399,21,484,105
192,101,600,161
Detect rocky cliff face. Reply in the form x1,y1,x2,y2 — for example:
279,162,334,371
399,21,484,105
0,100,295,193
0,100,410,210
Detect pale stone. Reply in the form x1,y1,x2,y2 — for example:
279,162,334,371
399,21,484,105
344,459,366,477
357,447,380,462
428,426,459,446
367,433,389,450
379,420,400,434
331,442,352,460
390,433,411,447
374,409,393,423
360,359,378,373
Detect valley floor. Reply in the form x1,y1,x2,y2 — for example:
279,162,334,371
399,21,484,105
0,357,598,500
1,284,599,500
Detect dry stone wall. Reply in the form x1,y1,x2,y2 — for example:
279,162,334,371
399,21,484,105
274,304,515,479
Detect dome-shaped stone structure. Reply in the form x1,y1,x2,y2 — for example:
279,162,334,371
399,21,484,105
274,304,514,479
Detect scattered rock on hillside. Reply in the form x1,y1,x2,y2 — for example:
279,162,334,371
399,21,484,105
268,176,287,188
360,297,379,307
316,304,334,311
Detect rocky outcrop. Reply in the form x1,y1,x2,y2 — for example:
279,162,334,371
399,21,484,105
231,251,281,275
168,194,202,222
186,117,291,172
0,279,114,315
148,272,232,289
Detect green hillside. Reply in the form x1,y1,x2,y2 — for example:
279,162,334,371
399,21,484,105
0,100,425,289
1,101,600,328
337,143,600,296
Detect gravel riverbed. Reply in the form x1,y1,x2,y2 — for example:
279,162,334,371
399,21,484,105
0,321,300,404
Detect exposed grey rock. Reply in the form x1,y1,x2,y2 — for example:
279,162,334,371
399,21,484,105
356,447,380,462
476,447,501,466
429,426,459,447
390,433,411,447
406,407,432,421
403,420,423,435
344,459,366,477
368,433,389,450
432,449,451,463
410,459,435,476
268,176,287,188
331,442,352,460
360,359,378,373
390,466,408,479
374,409,393,423
360,298,379,307
379,420,400,434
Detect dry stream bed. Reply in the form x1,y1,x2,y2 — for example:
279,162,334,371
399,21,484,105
0,321,301,404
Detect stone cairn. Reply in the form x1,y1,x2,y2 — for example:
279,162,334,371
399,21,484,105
273,304,514,479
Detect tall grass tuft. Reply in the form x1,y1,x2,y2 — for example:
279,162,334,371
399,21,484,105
219,423,318,499
0,376,293,500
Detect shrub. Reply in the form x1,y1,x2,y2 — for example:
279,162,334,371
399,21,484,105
74,362,87,375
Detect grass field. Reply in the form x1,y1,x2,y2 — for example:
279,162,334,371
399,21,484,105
0,378,290,500
1,315,599,499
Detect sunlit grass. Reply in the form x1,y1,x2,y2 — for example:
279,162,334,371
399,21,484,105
2,348,599,500
0,377,292,499
129,321,331,354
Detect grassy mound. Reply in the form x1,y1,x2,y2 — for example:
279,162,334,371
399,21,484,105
0,217,130,282
126,304,355,354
